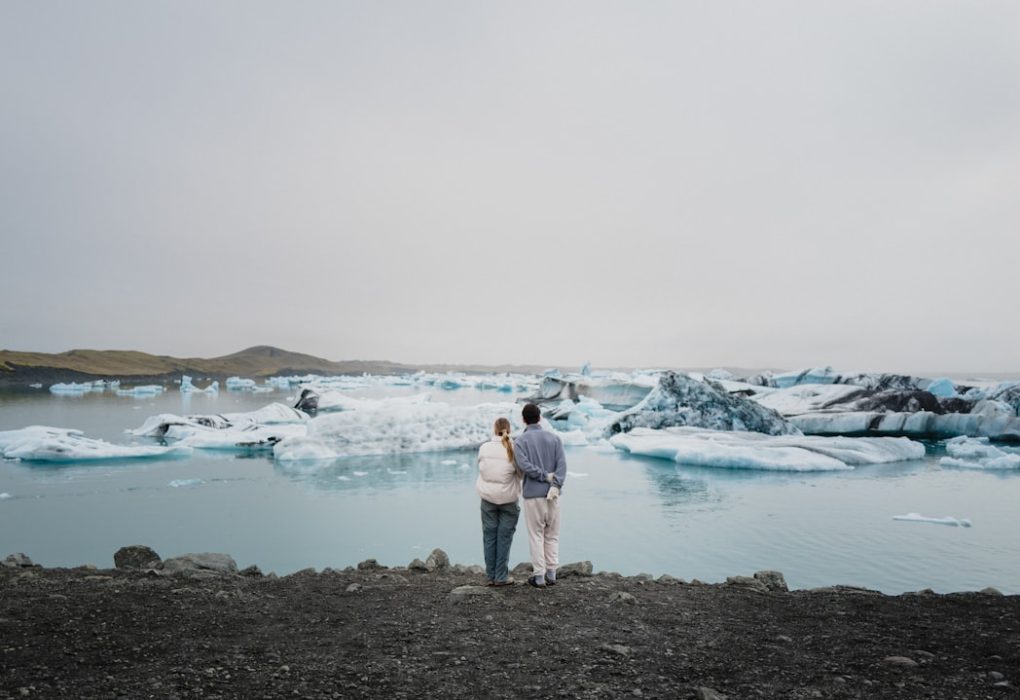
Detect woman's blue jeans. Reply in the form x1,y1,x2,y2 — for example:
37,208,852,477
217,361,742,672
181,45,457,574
480,499,519,583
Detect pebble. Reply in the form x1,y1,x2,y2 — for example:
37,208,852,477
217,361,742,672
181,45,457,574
609,592,636,605
345,583,363,594
775,635,793,644
695,688,726,700
883,656,918,668
988,671,1004,681
599,643,631,657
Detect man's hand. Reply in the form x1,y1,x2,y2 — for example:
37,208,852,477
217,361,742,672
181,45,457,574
546,486,560,501
545,473,555,483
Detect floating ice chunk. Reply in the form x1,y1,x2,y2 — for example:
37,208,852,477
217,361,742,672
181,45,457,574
225,377,257,391
180,375,218,394
29,383,42,389
169,478,204,488
115,385,165,397
939,436,1020,470
49,382,93,395
567,471,589,478
893,513,972,527
0,425,193,463
387,468,408,475
610,427,924,471
440,459,459,465
706,368,735,381
273,402,519,461
336,475,351,481
353,471,368,477
0,492,12,500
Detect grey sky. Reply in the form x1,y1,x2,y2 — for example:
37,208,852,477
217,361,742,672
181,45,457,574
2,1,1018,373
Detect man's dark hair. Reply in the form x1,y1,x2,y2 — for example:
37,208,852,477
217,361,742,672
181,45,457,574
522,403,541,425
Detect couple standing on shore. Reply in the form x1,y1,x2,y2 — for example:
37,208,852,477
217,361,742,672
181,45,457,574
475,403,566,588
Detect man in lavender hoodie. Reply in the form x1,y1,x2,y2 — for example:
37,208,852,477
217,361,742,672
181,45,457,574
513,403,568,588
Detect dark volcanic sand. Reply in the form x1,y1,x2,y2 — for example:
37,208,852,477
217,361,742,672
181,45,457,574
1,564,1018,699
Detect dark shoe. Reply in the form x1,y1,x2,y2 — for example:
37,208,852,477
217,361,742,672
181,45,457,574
485,580,495,587
545,576,557,586
493,579,514,587
527,575,546,588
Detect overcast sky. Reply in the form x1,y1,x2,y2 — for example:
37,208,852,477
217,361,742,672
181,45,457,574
1,2,1018,373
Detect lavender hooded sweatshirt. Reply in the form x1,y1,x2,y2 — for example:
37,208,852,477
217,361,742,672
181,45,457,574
513,424,567,499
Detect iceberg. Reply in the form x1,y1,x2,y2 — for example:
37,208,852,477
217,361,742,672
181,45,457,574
115,385,165,397
609,372,799,436
130,403,308,441
180,375,219,394
527,372,656,412
939,436,1020,470
0,426,193,463
225,377,257,391
790,410,1020,442
893,513,972,527
315,392,432,412
49,382,94,395
274,401,519,461
610,427,924,471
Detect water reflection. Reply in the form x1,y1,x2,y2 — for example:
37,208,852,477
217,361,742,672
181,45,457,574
275,450,477,491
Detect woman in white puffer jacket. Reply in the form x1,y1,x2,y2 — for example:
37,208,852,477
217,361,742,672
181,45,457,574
476,417,521,586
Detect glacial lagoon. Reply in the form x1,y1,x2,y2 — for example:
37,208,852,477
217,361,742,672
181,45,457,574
1,383,1019,594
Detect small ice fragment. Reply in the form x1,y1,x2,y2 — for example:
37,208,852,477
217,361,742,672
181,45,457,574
169,478,204,488
892,512,972,527
0,492,12,500
387,469,408,475
353,471,368,477
337,475,351,481
440,459,458,465
567,471,590,477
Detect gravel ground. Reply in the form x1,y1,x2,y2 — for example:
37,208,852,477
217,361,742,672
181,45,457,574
1,557,1018,699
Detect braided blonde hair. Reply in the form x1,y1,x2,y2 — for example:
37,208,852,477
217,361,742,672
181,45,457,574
494,417,514,463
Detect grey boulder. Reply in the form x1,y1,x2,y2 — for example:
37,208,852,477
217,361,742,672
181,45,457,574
114,545,161,570
160,553,238,577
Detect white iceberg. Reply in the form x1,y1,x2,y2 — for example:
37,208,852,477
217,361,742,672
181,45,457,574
939,436,1020,470
274,401,520,462
893,513,972,527
0,492,12,500
115,384,165,397
225,376,257,391
315,391,432,412
0,426,193,463
610,427,924,471
49,382,94,395
174,423,308,450
180,375,219,394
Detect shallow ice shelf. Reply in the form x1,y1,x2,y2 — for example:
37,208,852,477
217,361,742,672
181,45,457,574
0,426,193,463
610,427,924,471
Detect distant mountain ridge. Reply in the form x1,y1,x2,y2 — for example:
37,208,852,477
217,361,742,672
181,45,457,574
0,345,414,386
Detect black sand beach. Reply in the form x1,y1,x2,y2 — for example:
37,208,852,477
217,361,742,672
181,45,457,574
1,551,1017,699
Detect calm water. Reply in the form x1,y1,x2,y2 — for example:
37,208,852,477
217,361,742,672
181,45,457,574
2,386,1019,594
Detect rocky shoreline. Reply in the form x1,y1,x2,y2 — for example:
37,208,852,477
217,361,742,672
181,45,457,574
2,549,1018,699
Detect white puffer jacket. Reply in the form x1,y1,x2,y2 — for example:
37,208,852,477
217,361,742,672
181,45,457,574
476,437,521,505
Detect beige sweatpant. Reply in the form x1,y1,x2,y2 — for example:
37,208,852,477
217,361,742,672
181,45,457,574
523,496,560,579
